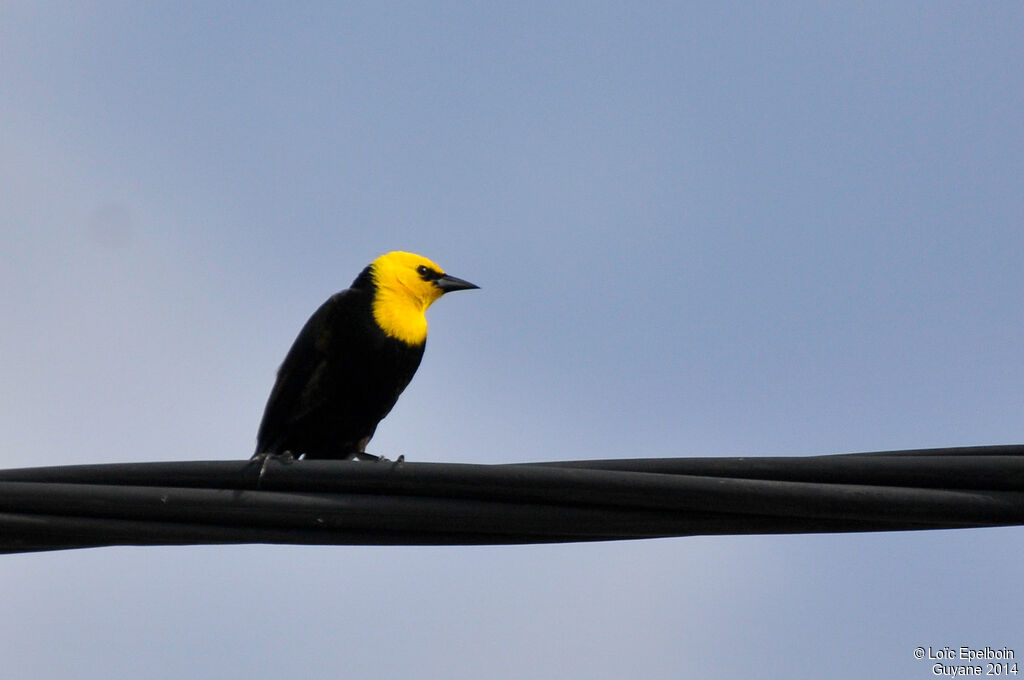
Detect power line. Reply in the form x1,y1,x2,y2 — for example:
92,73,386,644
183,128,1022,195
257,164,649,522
1,445,1022,554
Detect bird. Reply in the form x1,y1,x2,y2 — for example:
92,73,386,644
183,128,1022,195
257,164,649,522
253,251,478,461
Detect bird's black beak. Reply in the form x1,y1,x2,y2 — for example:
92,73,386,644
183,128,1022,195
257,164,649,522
435,274,479,293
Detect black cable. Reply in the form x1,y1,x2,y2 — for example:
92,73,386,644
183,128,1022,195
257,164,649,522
1,445,1022,554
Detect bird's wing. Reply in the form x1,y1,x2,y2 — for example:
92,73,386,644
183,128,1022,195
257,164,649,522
254,291,355,453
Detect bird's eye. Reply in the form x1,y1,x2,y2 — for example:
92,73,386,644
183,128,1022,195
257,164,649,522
417,265,440,281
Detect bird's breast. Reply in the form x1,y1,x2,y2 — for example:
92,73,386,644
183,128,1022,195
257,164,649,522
371,288,429,346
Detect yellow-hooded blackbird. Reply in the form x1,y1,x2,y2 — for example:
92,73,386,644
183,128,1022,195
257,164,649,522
253,251,478,460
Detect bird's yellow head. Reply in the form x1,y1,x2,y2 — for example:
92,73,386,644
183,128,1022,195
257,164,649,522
368,251,478,346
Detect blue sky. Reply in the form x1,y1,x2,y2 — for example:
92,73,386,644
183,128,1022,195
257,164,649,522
1,3,1022,678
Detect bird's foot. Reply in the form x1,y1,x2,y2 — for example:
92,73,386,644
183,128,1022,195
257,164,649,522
344,451,383,462
342,452,405,464
379,453,405,467
251,451,296,487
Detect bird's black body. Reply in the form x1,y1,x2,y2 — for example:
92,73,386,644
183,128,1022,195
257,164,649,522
254,267,425,459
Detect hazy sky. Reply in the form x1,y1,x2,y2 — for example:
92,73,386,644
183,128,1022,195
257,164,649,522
2,3,1022,678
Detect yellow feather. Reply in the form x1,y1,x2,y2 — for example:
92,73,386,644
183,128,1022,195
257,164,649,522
369,251,446,345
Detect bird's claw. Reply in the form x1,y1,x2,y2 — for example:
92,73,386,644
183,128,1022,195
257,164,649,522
341,452,405,465
344,451,382,462
252,451,295,488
